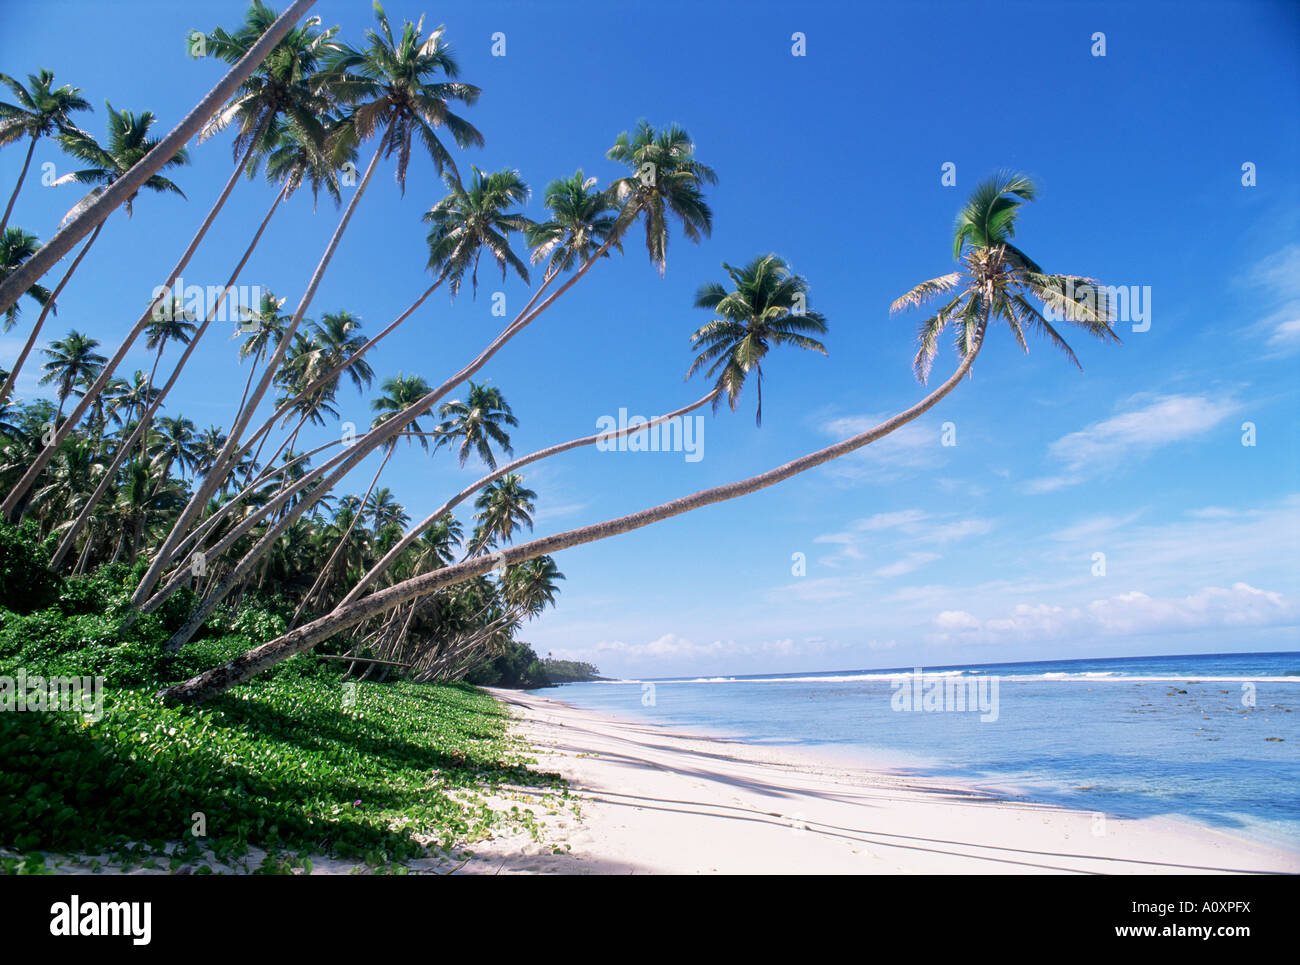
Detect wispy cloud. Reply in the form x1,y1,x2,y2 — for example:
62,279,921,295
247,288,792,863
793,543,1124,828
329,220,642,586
925,582,1295,645
1025,394,1240,492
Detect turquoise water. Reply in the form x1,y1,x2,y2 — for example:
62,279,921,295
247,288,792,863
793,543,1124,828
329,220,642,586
542,652,1300,848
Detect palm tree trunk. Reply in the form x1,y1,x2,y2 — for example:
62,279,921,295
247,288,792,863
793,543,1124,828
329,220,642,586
341,387,721,607
49,186,284,569
0,0,317,316
134,141,384,608
0,136,38,239
289,444,394,628
0,221,104,410
2,113,273,523
160,323,989,704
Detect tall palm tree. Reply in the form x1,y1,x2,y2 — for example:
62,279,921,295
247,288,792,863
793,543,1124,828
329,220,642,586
198,0,340,164
525,169,621,277
3,2,340,525
0,69,92,236
164,173,1121,704
0,227,53,331
423,166,530,298
139,6,484,607
607,121,717,275
1,109,190,411
687,254,828,426
433,380,517,468
893,172,1119,381
325,2,484,192
259,121,356,209
38,330,105,421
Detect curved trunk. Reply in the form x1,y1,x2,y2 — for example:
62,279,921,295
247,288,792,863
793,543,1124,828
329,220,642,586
340,387,721,607
160,324,987,703
49,187,284,569
2,114,272,523
133,142,384,607
0,135,38,238
0,0,317,315
0,221,104,410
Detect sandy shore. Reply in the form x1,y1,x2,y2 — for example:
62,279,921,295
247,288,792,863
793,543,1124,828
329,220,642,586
455,687,1300,875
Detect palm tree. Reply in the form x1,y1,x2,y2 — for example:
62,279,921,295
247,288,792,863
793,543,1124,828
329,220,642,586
471,473,536,554
363,486,408,537
433,380,517,468
0,69,92,236
0,227,53,331
687,254,828,426
150,414,198,488
138,6,485,607
0,1,317,319
1,109,190,412
260,122,356,209
198,0,340,164
607,121,717,274
525,169,621,277
38,330,105,421
2,2,338,525
423,166,531,298
163,173,1121,704
893,171,1119,381
325,3,484,192
193,425,228,479
53,103,188,220
370,373,435,450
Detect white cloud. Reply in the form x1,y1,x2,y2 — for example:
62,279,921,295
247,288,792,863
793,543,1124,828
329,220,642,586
1025,394,1240,492
874,552,940,577
925,582,1296,645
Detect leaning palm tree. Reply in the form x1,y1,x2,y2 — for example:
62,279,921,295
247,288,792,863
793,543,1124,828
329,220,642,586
894,172,1119,381
324,3,484,192
0,107,190,411
162,172,1120,704
3,3,340,525
38,330,105,422
433,380,517,469
525,169,621,277
137,5,485,607
0,69,92,236
423,166,531,299
687,254,828,426
607,121,717,275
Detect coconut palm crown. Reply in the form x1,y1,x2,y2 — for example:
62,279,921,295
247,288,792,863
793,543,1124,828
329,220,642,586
891,171,1119,382
687,253,828,426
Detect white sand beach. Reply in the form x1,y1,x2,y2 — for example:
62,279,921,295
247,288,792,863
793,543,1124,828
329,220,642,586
455,687,1300,875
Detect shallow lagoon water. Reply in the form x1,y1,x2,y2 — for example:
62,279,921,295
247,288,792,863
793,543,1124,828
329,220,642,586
545,652,1300,848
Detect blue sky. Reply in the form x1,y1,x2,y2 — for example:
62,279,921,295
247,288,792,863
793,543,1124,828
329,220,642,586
2,0,1298,678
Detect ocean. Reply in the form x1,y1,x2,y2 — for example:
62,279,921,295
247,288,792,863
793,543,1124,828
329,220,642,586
542,651,1300,848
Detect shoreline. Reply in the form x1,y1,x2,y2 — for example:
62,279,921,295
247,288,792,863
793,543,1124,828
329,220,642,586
459,686,1300,874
